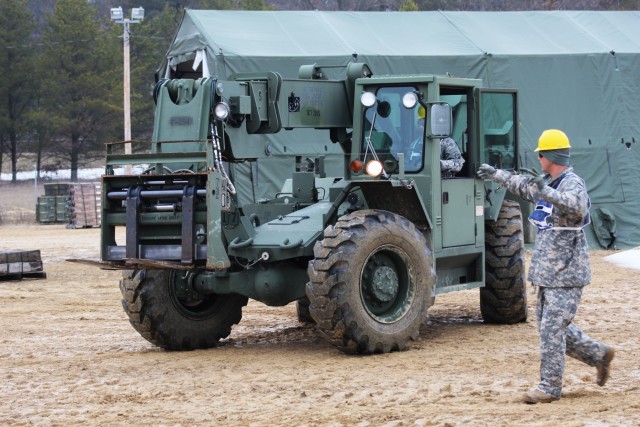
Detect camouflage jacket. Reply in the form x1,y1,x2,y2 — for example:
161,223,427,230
494,167,591,287
440,137,464,176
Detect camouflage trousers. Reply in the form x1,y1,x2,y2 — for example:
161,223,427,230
535,286,609,397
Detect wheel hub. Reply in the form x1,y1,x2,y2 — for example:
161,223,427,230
360,246,417,323
370,265,398,302
169,270,218,318
363,256,400,308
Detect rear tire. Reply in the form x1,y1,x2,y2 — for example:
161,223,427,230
307,210,435,354
481,200,528,323
120,269,248,350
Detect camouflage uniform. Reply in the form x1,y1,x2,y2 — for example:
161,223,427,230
492,166,610,398
440,137,464,177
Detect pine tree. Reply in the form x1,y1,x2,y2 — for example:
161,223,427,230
0,0,35,181
40,0,120,181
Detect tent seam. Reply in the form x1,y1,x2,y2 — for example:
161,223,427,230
315,11,358,56
436,10,488,55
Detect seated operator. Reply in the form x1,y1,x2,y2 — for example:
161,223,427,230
409,109,465,177
440,135,465,178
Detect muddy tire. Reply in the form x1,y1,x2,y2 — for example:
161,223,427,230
307,210,435,355
481,200,528,323
119,269,248,350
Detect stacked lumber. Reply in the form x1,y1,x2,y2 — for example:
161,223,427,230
0,250,46,281
66,182,101,228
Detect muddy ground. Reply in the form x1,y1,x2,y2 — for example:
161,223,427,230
1,224,639,426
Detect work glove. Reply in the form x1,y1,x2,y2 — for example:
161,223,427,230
528,175,546,191
476,164,497,179
520,167,545,191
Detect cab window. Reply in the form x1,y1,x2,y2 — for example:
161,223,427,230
361,86,423,173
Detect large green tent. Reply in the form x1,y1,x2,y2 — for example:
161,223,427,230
159,10,640,249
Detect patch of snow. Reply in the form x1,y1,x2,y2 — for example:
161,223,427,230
1,166,147,181
605,248,640,270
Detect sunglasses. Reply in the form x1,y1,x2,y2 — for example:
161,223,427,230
538,153,544,159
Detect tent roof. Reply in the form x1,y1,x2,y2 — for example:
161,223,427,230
161,10,640,250
175,10,640,59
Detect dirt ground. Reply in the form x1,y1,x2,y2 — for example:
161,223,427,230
1,224,639,426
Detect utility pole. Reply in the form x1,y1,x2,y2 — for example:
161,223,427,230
110,7,144,173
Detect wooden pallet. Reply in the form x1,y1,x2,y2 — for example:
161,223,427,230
66,182,101,228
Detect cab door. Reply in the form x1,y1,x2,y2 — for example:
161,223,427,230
475,89,519,222
475,89,518,170
440,89,518,249
442,178,476,247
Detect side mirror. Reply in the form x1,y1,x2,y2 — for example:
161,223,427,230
429,103,452,137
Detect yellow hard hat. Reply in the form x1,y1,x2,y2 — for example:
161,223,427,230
535,129,571,152
417,106,425,119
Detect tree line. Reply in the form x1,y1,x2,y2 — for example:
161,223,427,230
0,0,636,181
0,0,271,181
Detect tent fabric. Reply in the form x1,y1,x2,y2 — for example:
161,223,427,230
591,207,618,249
163,10,640,73
160,10,640,249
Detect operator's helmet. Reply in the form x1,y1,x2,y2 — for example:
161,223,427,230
535,129,571,152
417,106,426,120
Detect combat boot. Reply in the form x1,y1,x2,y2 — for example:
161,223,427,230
596,346,615,386
522,388,560,404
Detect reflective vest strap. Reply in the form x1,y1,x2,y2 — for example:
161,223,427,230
550,226,584,231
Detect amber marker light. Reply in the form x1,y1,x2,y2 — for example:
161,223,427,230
350,159,364,172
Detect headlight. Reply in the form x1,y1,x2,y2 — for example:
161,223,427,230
360,91,377,108
402,92,419,109
213,102,230,121
365,160,384,177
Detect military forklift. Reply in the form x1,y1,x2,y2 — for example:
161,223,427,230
99,62,527,354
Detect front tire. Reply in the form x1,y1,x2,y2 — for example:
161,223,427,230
307,210,435,354
481,200,528,323
120,269,248,350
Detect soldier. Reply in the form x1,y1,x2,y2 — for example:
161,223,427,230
477,129,615,404
406,108,464,176
440,136,464,177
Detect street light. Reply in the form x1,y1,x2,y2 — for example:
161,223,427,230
111,6,144,169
